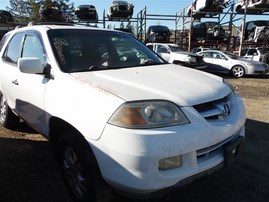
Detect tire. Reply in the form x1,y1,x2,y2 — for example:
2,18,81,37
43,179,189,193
231,65,245,78
57,129,114,202
0,92,20,129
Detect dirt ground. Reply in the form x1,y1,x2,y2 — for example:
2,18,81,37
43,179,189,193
0,74,268,202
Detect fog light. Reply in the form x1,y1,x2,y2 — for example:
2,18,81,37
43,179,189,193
159,155,182,171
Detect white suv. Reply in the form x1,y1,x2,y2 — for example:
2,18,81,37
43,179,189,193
0,24,246,201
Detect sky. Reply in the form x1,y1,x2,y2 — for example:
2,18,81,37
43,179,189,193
0,0,267,29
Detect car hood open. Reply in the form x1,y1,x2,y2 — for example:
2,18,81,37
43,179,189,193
71,64,230,106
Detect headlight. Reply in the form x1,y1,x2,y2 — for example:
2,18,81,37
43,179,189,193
186,55,196,63
108,101,190,129
246,63,255,67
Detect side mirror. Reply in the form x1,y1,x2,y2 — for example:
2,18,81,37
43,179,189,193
18,57,44,74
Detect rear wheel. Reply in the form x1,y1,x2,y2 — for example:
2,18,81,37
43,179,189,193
0,92,20,129
231,65,245,78
57,129,114,202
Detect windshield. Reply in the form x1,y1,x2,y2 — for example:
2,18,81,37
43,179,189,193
258,48,269,54
168,45,186,52
224,51,240,59
48,29,164,73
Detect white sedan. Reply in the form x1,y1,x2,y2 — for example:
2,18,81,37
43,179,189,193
197,50,269,78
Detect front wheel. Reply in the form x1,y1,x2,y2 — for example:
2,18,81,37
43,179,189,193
231,65,245,78
0,92,20,129
57,130,114,202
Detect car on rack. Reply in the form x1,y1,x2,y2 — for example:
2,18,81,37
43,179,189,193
107,0,134,20
75,5,98,22
39,2,67,22
147,43,207,69
187,0,230,19
0,23,246,201
145,25,171,43
238,20,269,42
0,10,13,23
197,50,269,77
0,10,15,40
235,0,269,14
191,21,229,41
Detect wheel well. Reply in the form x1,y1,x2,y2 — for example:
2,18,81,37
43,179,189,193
231,65,245,71
49,117,82,150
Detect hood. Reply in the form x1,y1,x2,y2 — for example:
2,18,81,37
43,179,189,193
71,64,230,106
234,58,263,65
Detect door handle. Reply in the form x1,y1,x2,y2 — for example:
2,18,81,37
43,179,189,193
12,79,19,85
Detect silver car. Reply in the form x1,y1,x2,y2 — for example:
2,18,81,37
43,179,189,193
187,0,229,18
197,50,269,78
235,0,269,14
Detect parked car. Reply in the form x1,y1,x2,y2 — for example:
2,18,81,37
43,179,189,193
0,24,246,201
0,10,13,23
192,47,210,53
147,43,206,69
197,50,269,77
187,0,230,19
241,47,269,64
146,25,171,43
75,5,98,22
235,0,269,14
107,0,134,20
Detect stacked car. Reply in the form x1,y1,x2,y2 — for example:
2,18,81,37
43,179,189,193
235,0,269,14
187,0,230,19
107,0,134,20
75,5,98,22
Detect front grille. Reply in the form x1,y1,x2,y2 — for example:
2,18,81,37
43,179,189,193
197,130,240,163
194,95,232,120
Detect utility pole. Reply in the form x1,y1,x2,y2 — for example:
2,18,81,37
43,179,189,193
188,3,194,52
238,0,248,56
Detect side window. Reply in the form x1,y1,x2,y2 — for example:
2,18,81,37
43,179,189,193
203,52,213,58
247,49,257,56
156,45,168,53
3,33,24,64
22,35,46,65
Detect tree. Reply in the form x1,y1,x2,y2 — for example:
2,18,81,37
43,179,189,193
7,0,36,22
7,0,74,23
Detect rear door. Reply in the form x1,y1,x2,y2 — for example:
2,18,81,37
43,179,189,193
0,32,24,109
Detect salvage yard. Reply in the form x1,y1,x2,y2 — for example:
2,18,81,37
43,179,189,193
0,74,268,202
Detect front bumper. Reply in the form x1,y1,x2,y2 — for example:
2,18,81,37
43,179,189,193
89,94,246,196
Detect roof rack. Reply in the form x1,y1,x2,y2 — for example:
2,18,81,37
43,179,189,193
27,21,74,26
